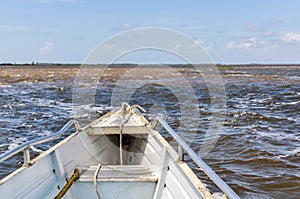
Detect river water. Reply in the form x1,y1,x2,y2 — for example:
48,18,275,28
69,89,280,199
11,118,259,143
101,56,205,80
0,65,299,198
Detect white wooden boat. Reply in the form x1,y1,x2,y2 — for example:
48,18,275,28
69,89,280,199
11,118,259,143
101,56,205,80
0,103,239,199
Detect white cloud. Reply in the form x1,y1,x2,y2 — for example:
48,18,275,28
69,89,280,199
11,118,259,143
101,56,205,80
226,37,257,49
111,23,132,31
282,32,300,44
259,31,276,37
174,39,214,53
39,41,54,55
121,23,131,30
192,39,215,51
226,37,273,49
192,39,205,48
244,23,277,37
225,41,236,49
174,44,182,51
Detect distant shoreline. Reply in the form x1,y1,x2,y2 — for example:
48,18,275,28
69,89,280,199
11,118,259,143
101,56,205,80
1,63,300,68
0,63,299,85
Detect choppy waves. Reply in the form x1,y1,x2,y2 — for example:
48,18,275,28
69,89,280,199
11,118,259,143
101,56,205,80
0,66,300,198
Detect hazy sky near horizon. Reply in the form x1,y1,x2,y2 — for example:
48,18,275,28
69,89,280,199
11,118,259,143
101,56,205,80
1,0,300,64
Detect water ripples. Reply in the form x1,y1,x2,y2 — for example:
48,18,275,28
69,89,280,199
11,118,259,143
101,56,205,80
0,66,300,198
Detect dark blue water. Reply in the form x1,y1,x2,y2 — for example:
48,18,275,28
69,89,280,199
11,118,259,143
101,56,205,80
0,65,299,198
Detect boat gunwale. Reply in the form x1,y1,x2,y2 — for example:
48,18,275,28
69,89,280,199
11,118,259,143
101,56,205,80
147,126,214,199
0,130,79,185
0,106,239,199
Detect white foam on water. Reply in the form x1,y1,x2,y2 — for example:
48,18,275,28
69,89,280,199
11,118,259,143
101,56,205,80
282,101,300,105
292,148,300,157
8,137,28,150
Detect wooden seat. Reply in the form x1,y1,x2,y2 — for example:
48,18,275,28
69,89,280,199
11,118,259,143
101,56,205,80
78,165,158,182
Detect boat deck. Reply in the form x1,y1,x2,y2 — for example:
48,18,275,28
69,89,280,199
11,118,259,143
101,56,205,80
0,104,239,199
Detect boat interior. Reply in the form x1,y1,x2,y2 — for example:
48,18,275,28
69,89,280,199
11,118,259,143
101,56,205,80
0,105,216,199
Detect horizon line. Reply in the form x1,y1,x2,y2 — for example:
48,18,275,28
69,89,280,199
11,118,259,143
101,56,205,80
1,62,300,66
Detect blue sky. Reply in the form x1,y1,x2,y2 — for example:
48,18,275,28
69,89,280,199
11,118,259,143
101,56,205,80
1,0,300,64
